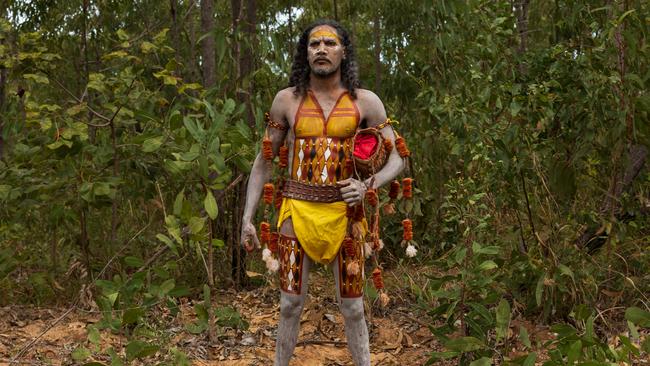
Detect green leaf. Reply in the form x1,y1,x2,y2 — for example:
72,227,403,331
173,189,185,216
106,291,119,307
624,320,639,341
203,284,211,305
140,41,157,53
625,307,650,327
195,303,209,322
93,182,114,198
23,73,49,84
469,357,492,366
510,100,521,117
116,29,129,40
124,256,144,268
204,190,218,219
185,321,208,334
188,216,205,234
178,144,201,161
87,73,106,93
125,340,159,361
454,248,467,264
72,346,92,361
519,326,531,349
121,308,144,325
642,337,650,353
496,299,511,341
475,245,500,255
87,325,101,345
183,116,204,143
522,352,536,366
444,336,486,352
142,136,163,152
619,335,640,355
535,273,545,306
153,28,169,44
567,340,582,364
585,316,595,341
558,264,575,281
215,306,249,330
159,278,175,295
0,185,12,200
169,285,190,297
156,233,178,255
107,347,124,366
223,98,236,115
478,260,498,271
428,351,460,361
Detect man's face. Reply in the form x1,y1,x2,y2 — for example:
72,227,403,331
307,25,344,77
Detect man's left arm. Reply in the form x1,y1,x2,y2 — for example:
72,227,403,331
361,91,405,189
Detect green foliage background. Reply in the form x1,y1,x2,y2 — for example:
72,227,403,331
0,0,648,364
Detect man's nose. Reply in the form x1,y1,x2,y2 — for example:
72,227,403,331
316,42,327,54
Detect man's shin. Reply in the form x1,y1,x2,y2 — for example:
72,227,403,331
340,298,370,366
275,292,306,366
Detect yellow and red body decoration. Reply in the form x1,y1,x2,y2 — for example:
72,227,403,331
309,30,341,44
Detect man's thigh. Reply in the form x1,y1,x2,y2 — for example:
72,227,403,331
278,218,310,295
332,239,364,299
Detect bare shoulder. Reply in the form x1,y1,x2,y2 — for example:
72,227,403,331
354,88,386,126
270,87,300,122
355,88,382,104
272,87,299,106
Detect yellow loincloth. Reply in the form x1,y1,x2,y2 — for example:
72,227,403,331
277,198,349,265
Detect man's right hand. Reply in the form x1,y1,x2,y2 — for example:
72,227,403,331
240,221,260,252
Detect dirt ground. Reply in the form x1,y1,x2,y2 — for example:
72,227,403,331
1,267,646,365
0,268,438,365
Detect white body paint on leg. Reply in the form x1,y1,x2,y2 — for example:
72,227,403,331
332,257,371,366
274,253,311,366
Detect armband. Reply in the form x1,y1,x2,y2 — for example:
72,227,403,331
265,112,288,131
375,118,394,130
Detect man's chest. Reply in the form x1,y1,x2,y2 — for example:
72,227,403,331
285,93,365,136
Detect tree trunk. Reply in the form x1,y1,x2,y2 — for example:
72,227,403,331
170,0,182,75
579,145,647,252
231,0,242,95
200,0,216,88
373,12,381,92
82,0,97,143
229,0,248,288
187,3,199,83
515,0,529,75
239,0,256,129
578,3,645,254
287,4,294,60
0,3,7,160
0,44,6,160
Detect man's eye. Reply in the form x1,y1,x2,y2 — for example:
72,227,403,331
325,41,337,46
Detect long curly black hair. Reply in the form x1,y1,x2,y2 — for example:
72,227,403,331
289,19,361,98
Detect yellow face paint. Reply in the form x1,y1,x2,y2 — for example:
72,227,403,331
309,29,341,44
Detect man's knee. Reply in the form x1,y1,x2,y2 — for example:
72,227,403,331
340,299,365,322
279,294,304,319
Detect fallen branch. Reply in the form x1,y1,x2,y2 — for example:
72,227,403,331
297,339,347,347
10,299,79,363
9,223,150,363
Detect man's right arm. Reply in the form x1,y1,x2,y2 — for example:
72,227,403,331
240,90,290,251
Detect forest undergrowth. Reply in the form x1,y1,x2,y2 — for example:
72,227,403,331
1,1,649,365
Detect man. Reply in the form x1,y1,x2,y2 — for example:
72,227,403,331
240,19,404,366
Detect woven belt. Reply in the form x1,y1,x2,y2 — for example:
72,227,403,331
283,180,344,203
